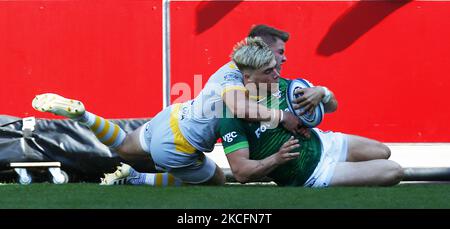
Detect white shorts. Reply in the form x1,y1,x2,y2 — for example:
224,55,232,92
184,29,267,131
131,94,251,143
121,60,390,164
303,128,348,188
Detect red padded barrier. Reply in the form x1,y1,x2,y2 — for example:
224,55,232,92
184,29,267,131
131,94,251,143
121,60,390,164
0,0,162,119
170,1,450,142
2,1,450,142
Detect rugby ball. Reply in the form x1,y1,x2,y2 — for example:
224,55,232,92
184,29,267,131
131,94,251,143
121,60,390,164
286,79,324,128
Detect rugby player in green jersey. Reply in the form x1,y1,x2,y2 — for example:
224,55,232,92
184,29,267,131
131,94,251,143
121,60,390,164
219,58,403,187
249,25,394,165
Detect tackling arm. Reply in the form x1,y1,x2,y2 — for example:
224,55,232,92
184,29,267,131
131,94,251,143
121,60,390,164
223,89,304,134
222,89,274,121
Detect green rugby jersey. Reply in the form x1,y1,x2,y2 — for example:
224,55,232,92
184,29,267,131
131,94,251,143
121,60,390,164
219,78,322,186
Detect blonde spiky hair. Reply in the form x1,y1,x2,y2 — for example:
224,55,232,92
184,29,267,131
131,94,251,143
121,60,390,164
231,37,274,71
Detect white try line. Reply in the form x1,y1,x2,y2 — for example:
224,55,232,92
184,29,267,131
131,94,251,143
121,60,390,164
206,143,450,169
9,162,61,168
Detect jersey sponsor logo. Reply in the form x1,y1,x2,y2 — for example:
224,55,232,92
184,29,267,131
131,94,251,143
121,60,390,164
255,123,270,138
224,73,239,82
222,131,238,143
180,105,189,120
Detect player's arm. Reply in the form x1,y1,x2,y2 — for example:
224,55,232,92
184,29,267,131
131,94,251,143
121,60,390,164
222,87,272,121
226,137,300,184
292,86,338,114
222,88,303,134
220,116,297,183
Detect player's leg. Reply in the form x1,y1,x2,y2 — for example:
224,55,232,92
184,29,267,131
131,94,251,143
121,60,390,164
33,93,185,186
345,134,391,161
116,125,154,167
168,155,225,186
101,120,185,186
330,160,403,186
306,129,397,188
101,159,225,186
304,129,347,188
148,130,226,186
32,93,150,161
33,93,126,148
203,164,226,185
148,104,225,186
116,126,144,158
101,163,184,186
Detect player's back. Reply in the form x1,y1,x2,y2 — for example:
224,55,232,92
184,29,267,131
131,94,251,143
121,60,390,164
178,62,244,152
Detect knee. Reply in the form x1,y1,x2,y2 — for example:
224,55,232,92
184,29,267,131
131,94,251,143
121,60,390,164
212,167,226,185
206,166,226,186
115,134,147,161
115,134,131,154
384,161,403,186
378,143,391,159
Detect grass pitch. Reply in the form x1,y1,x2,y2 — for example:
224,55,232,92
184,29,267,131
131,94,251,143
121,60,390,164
1,183,450,209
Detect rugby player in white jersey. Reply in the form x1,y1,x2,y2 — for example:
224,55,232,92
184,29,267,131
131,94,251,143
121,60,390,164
32,37,299,186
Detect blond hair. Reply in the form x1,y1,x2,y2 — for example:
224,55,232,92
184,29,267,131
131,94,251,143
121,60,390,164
231,37,274,71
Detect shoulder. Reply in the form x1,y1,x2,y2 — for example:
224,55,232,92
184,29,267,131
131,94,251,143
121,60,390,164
218,62,243,81
220,116,246,128
219,117,249,138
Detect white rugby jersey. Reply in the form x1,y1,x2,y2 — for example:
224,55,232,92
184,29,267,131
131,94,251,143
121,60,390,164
178,61,246,152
